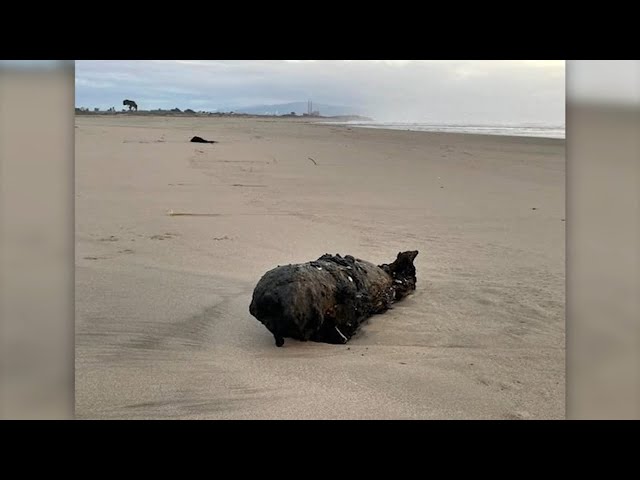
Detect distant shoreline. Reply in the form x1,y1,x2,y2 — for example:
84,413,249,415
318,121,566,140
73,110,564,140
73,109,373,122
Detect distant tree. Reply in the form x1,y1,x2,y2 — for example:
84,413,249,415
184,109,195,114
123,99,138,111
171,108,182,113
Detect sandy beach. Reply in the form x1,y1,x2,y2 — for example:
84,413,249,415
75,115,565,419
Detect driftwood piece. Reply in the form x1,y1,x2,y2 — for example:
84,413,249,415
249,251,418,347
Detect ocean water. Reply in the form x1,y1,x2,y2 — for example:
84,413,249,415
321,121,565,139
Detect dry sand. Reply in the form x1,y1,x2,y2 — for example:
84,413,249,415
75,115,565,419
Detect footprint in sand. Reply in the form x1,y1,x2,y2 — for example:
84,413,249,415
150,233,179,240
98,235,119,242
475,297,495,306
505,410,532,420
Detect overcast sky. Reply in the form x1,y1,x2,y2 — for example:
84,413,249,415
75,60,566,124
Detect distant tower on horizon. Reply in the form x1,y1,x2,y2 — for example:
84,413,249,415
306,99,319,117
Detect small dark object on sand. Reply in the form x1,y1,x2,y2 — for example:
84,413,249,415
190,136,217,144
249,251,419,347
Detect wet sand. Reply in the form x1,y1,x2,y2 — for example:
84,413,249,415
75,115,565,419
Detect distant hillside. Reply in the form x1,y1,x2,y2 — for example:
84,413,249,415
232,102,363,117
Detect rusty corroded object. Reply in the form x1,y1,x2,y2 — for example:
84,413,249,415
249,251,418,347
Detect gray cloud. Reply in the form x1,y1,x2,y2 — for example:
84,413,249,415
75,60,565,124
